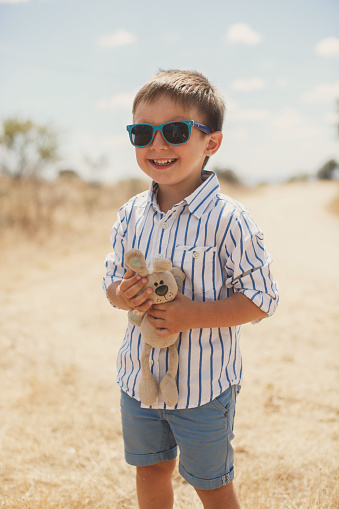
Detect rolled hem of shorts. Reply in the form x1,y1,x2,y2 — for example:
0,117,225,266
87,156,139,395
125,445,178,467
179,463,235,490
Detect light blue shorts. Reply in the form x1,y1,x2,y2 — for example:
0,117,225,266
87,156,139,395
120,385,238,490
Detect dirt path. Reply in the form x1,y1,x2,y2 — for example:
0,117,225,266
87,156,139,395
0,181,338,508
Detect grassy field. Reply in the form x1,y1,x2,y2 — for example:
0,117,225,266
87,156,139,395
0,176,338,508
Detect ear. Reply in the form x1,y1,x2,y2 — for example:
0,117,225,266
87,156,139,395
170,267,186,290
153,255,172,273
125,249,148,276
204,131,223,157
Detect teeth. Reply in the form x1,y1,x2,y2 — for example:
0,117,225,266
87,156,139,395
153,159,175,165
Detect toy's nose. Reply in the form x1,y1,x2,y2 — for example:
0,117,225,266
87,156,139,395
155,285,168,296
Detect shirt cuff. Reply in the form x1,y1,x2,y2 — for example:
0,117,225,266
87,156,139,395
236,288,279,323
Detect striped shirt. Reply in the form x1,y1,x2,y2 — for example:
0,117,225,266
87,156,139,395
103,171,279,409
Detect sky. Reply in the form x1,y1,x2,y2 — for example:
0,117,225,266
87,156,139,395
0,0,339,184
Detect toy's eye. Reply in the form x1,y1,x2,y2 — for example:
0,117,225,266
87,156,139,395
154,282,158,287
160,280,164,285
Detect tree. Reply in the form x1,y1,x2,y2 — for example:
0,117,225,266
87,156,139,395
0,117,59,178
317,159,339,180
213,167,243,185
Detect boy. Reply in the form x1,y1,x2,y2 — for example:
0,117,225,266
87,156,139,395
103,70,279,509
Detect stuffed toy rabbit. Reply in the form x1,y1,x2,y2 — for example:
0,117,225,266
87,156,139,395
125,249,185,407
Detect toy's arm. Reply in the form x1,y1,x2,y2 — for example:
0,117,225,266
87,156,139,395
128,309,145,327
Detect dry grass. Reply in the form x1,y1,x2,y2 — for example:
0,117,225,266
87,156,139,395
0,178,338,508
0,175,148,239
328,184,339,216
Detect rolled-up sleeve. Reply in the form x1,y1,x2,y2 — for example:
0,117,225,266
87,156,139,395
224,212,279,320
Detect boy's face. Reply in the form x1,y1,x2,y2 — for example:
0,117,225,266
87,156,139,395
133,96,221,198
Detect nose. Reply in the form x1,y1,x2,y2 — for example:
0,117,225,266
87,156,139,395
151,129,168,147
155,284,168,296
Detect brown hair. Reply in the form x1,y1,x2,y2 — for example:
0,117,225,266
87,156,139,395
132,69,225,133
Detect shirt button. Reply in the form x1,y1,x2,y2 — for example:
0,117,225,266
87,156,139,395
192,251,200,259
162,222,168,229
149,359,154,367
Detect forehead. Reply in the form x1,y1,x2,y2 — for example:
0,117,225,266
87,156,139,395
133,95,201,124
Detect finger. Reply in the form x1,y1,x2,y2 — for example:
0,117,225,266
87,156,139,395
147,307,165,319
122,276,148,298
146,314,166,330
120,273,139,293
122,269,147,290
134,299,154,313
130,287,153,307
151,303,167,311
155,328,170,337
123,268,136,279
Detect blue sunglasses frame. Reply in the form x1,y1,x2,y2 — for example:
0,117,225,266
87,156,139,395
126,120,212,147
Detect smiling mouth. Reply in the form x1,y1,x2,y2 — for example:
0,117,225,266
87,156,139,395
151,159,177,166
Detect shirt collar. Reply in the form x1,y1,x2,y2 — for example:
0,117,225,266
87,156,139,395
185,171,220,218
147,171,220,218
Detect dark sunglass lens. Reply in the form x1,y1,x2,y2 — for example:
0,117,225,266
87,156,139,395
131,125,153,146
163,122,189,144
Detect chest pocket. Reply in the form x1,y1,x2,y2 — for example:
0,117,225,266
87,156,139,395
172,245,218,301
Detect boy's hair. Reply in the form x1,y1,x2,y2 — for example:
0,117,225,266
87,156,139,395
132,69,225,170
133,69,225,133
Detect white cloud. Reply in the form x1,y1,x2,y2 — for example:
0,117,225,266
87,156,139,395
224,23,263,45
231,77,266,92
302,81,339,103
101,134,130,148
97,29,136,49
224,94,270,122
223,96,237,111
96,90,137,111
163,32,181,45
271,107,320,139
225,127,248,140
323,112,339,125
272,108,302,130
276,78,288,88
260,59,276,70
230,108,271,122
0,0,30,3
224,96,270,121
315,37,339,58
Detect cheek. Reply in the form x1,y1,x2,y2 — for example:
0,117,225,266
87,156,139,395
178,141,206,163
135,148,145,164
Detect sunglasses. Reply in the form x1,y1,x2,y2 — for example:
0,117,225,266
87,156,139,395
126,120,212,147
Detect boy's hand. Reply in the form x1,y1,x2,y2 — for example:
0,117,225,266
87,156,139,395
146,291,267,333
146,293,196,337
116,269,153,312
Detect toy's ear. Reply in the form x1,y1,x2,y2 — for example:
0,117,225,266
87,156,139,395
125,249,148,276
153,255,172,273
170,267,186,290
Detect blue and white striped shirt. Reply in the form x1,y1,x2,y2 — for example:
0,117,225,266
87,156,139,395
103,171,279,409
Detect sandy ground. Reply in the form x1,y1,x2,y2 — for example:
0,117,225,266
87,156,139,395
0,181,338,508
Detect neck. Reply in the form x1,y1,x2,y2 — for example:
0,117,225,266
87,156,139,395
157,178,203,213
